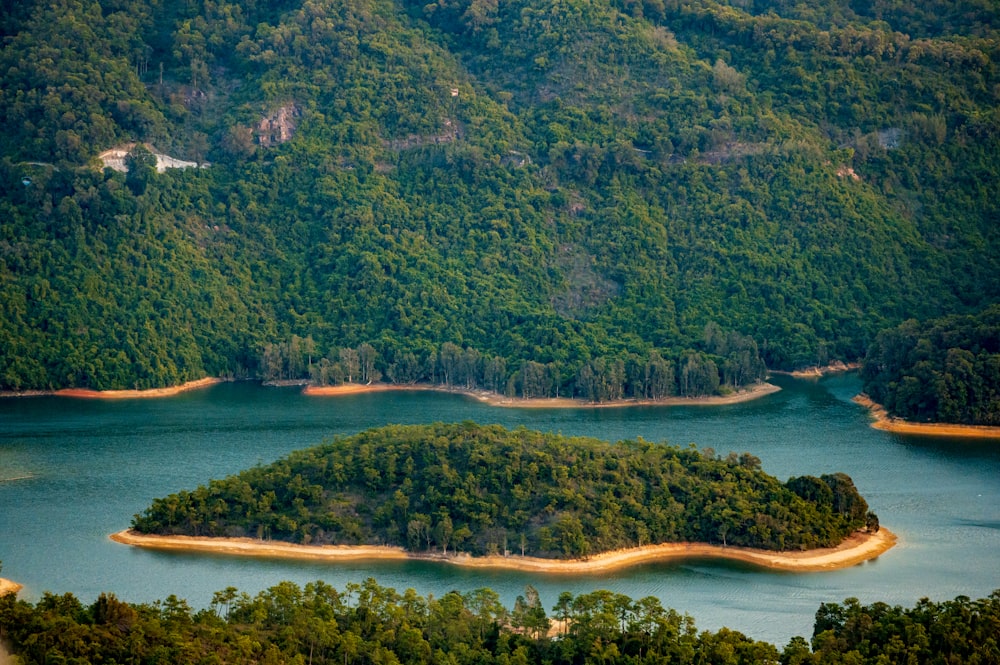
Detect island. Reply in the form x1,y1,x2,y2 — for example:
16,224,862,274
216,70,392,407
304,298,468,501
121,423,889,569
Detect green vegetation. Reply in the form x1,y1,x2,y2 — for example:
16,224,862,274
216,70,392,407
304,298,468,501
2,581,999,665
1,0,998,404
860,305,1000,425
132,422,875,554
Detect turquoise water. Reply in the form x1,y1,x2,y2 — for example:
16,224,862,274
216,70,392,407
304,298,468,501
1,373,998,645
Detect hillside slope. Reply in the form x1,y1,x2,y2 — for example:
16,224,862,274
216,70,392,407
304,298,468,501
1,0,997,393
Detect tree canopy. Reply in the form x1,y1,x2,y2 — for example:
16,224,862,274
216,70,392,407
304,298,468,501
860,305,1000,425
1,0,998,406
2,581,999,665
132,422,875,554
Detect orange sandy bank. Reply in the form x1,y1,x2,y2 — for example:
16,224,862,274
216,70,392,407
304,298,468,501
111,527,894,573
775,361,860,378
854,395,1000,439
0,578,22,597
303,381,781,409
54,377,222,400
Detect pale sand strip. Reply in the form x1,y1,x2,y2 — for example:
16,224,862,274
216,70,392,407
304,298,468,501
111,528,895,573
303,381,781,409
772,361,860,378
54,377,222,400
854,395,1000,439
0,578,22,597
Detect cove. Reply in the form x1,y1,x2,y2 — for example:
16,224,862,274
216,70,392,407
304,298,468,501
1,373,998,646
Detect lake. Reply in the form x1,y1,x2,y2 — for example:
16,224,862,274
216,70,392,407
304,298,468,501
1,373,998,646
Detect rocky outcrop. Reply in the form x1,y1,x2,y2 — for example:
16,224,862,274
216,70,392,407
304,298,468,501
257,103,301,147
98,143,203,173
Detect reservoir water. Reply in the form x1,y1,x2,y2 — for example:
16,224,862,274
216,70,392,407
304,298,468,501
1,373,998,646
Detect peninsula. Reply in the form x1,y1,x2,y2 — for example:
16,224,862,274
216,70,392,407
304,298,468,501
54,377,223,399
1,377,224,400
127,423,882,563
854,395,1000,439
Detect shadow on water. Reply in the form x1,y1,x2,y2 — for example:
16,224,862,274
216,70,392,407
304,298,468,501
883,432,1000,461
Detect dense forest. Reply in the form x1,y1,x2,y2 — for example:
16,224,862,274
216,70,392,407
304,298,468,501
860,305,1000,425
132,422,876,555
1,0,998,400
3,581,999,664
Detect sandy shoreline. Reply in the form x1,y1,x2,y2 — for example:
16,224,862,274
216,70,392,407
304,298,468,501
0,578,22,597
1,377,224,400
110,527,895,573
303,381,781,408
55,377,223,399
773,361,860,379
2,378,779,408
854,395,1000,439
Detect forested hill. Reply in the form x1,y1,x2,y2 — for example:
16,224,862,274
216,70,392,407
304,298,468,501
1,0,998,394
132,422,876,555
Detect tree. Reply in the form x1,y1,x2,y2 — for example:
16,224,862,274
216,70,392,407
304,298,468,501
434,514,454,554
339,348,359,383
124,144,156,195
358,343,380,384
679,351,720,396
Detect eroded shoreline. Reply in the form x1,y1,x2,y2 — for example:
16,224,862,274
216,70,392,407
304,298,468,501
854,395,1000,439
111,527,895,573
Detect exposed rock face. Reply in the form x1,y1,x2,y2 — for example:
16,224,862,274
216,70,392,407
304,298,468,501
384,118,462,151
257,103,301,147
98,143,202,172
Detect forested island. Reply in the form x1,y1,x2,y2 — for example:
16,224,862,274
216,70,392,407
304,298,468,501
1,0,998,413
130,423,878,558
2,581,998,665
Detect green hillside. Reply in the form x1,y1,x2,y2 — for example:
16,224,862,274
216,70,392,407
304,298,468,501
2,0,998,395
132,422,876,554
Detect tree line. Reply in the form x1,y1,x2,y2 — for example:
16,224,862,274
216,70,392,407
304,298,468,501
2,580,998,664
132,423,876,555
259,326,766,400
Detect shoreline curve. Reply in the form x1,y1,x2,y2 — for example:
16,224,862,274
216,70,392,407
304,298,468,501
110,527,895,573
55,377,223,400
1,377,224,400
3,378,779,408
854,395,1000,439
771,361,859,379
303,381,781,409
